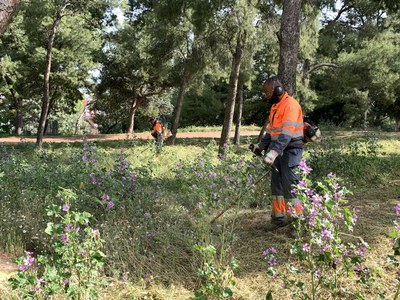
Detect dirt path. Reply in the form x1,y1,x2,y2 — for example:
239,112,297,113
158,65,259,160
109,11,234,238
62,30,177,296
0,131,260,145
0,253,17,282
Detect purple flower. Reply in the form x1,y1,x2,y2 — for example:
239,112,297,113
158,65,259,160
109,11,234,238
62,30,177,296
356,241,369,256
298,180,307,187
287,205,299,219
62,204,70,212
129,172,137,184
107,201,115,209
302,243,310,252
321,229,333,241
20,255,35,272
267,258,278,266
305,189,315,196
262,247,277,256
311,194,323,206
298,160,312,174
89,173,97,185
102,194,110,201
354,264,363,273
320,244,330,253
61,234,68,244
334,192,343,199
19,264,28,272
395,203,400,217
64,224,73,231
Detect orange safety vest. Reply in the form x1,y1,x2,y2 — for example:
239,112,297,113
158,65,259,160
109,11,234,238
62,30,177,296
152,121,163,133
266,92,303,145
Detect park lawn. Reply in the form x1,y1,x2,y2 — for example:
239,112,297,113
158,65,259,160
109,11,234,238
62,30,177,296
0,131,400,299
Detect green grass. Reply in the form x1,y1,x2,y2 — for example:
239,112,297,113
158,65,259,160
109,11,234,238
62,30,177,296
1,131,400,299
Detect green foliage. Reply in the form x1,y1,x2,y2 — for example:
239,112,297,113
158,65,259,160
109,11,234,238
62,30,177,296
175,140,258,212
1,132,400,298
193,244,238,300
305,135,398,186
9,189,106,299
264,163,370,299
311,2,400,128
0,0,112,135
179,78,226,127
388,204,400,299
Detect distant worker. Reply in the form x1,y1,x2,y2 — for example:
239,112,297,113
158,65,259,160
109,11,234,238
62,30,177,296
251,76,304,228
149,117,164,154
80,99,99,134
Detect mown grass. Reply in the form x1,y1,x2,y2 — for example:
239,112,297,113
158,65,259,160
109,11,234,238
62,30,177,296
1,131,400,299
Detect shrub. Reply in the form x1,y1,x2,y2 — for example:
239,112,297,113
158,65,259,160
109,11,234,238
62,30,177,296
9,189,106,300
264,161,369,299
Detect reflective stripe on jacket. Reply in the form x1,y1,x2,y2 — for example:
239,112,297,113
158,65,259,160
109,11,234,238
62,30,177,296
265,92,303,154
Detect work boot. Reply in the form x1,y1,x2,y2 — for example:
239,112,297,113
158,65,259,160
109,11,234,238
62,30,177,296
270,215,290,226
265,216,290,231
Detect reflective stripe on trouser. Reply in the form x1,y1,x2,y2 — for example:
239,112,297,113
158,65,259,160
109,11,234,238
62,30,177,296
270,148,303,218
271,195,286,217
287,198,303,214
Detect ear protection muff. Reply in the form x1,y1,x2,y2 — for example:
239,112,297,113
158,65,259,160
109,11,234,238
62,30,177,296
268,76,284,101
273,85,284,97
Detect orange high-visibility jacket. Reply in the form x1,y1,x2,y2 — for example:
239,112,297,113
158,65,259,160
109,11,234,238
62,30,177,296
152,121,163,133
261,92,304,154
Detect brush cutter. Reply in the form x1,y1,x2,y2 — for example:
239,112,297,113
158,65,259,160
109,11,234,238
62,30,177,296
209,161,277,224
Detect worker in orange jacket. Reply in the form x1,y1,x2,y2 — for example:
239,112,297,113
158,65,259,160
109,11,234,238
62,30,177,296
252,76,304,227
150,117,164,153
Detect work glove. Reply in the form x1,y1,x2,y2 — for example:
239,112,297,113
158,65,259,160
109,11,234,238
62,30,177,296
249,143,263,157
263,150,279,166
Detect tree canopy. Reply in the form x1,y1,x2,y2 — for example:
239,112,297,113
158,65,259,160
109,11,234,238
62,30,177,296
0,0,399,138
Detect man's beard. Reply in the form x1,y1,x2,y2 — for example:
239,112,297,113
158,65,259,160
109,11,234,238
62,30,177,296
268,94,280,104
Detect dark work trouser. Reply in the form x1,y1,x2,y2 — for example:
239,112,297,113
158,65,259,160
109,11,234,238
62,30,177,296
153,132,163,153
270,148,303,222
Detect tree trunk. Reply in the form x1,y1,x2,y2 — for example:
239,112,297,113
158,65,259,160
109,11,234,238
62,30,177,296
14,97,23,135
233,76,244,146
0,0,20,36
277,0,302,96
219,37,244,155
127,92,138,134
7,82,23,135
167,65,190,145
36,1,67,149
43,111,51,135
363,109,368,130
